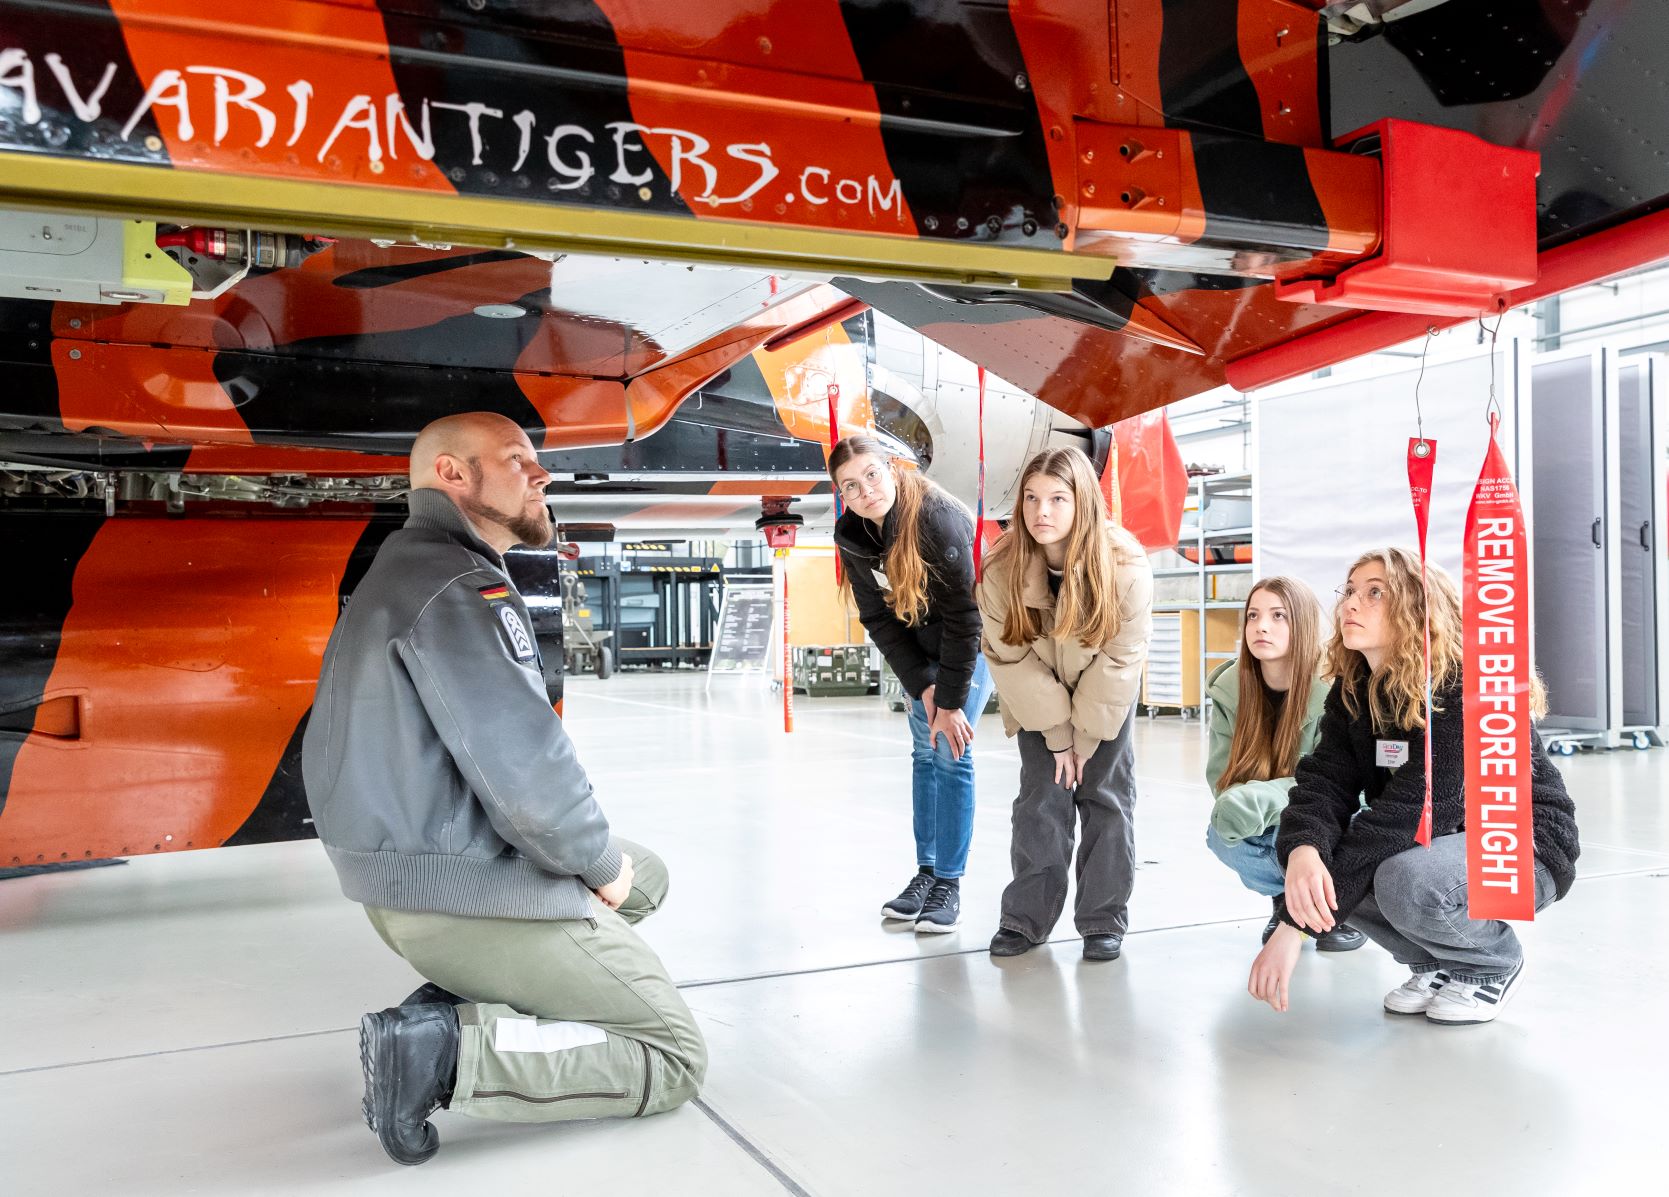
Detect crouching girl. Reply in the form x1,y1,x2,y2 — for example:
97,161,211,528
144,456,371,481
1205,577,1364,951
1249,549,1579,1024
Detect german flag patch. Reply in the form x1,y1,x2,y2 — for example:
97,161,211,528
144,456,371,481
476,582,537,664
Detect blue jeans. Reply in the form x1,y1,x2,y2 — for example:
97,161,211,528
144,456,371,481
1205,825,1286,898
905,656,994,880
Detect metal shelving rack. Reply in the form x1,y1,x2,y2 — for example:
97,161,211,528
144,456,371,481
1148,472,1254,715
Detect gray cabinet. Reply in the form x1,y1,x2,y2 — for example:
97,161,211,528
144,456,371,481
1529,351,1611,733
1618,357,1666,731
1528,349,1668,750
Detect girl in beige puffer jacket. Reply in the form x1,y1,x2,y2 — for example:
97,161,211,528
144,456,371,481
976,447,1152,961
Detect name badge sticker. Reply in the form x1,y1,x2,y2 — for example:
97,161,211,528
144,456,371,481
1376,740,1410,769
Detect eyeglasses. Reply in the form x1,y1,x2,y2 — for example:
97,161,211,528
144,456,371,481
1335,584,1387,606
838,465,887,500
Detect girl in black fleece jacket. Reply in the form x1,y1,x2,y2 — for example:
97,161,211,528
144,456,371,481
1249,548,1579,1025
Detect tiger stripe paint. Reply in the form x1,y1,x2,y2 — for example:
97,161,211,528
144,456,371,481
1,244,874,469
0,512,370,864
225,514,407,848
836,0,1055,247
106,0,457,194
0,513,106,824
600,0,919,236
0,0,1384,281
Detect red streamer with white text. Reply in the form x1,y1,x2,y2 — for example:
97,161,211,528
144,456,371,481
828,382,842,586
974,366,986,581
1463,415,1535,919
1407,437,1436,846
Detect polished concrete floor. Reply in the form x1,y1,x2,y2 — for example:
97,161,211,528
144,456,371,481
3,672,1666,1195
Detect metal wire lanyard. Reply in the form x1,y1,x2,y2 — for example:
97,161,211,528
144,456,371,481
1480,307,1506,431
1412,324,1436,457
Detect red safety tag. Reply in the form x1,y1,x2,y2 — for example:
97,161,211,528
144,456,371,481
1407,438,1436,846
975,366,986,580
1463,415,1535,919
828,383,842,586
781,557,794,734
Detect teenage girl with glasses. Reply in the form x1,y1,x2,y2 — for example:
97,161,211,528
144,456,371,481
829,435,994,933
976,447,1152,962
1248,548,1580,1024
1204,577,1364,951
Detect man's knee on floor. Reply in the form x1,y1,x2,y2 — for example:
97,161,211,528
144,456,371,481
644,1024,708,1115
685,1026,710,1089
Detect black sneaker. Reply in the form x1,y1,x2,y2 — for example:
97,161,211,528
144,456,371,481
359,1003,459,1166
1315,923,1367,952
914,881,961,933
880,871,936,921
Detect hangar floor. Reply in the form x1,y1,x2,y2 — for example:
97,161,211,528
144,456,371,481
3,672,1665,1195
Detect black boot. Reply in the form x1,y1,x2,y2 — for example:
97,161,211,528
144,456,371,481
359,1003,459,1166
1261,896,1284,945
989,928,1038,957
1082,933,1123,962
401,981,467,1007
1315,923,1367,952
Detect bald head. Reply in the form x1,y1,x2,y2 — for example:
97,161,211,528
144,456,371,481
409,412,553,552
410,411,527,489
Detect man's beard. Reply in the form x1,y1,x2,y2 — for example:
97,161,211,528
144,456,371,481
461,489,554,549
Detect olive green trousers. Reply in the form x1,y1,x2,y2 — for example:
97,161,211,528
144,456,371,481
365,839,705,1122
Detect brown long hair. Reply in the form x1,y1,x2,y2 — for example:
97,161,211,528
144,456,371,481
1217,577,1324,790
984,447,1120,648
828,434,961,625
1325,548,1548,730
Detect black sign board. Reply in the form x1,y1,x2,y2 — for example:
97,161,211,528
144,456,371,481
707,585,775,675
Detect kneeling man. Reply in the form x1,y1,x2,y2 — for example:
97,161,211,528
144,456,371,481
303,412,705,1165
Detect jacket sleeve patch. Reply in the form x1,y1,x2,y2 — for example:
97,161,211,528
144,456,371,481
494,604,538,663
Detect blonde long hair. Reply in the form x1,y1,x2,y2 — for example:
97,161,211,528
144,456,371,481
1217,577,1324,790
1325,548,1547,730
985,447,1120,648
828,434,961,625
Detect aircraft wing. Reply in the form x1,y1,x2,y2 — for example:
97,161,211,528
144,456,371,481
3,0,1666,442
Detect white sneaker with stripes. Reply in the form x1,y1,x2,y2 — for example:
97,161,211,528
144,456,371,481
1383,969,1450,1015
1424,960,1525,1025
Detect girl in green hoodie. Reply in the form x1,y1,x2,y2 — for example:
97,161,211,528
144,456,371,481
1205,576,1364,951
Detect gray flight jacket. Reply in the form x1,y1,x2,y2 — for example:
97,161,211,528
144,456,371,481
301,488,621,920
